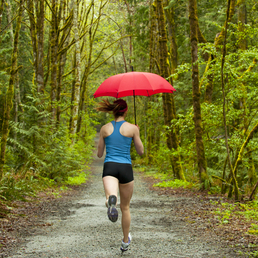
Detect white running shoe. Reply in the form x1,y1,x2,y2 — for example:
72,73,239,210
120,233,132,252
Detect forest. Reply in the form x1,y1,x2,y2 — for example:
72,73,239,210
0,0,258,204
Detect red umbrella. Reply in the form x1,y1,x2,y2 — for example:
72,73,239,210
93,72,176,124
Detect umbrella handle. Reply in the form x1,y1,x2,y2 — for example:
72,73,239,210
134,94,136,125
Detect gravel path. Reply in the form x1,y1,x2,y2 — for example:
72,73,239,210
8,138,239,258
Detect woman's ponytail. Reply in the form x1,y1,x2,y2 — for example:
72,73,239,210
96,99,128,118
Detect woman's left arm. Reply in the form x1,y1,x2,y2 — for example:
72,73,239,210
97,128,105,158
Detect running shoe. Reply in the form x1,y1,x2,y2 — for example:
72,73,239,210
107,195,118,222
120,233,132,252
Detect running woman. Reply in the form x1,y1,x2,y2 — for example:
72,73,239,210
96,99,144,252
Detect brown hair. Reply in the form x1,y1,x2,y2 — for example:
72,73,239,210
96,99,128,118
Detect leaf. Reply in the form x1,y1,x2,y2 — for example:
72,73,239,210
164,0,177,9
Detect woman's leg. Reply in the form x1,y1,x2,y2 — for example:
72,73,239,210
103,176,119,205
119,180,134,243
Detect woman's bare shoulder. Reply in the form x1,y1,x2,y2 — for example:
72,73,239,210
120,122,137,137
123,121,136,129
101,122,114,137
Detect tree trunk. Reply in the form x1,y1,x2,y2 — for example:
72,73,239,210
0,0,24,179
77,1,108,133
36,0,45,93
7,0,22,129
27,0,44,92
249,179,258,201
124,0,133,71
164,0,177,74
204,0,236,102
50,0,58,121
238,1,256,186
0,0,4,28
149,1,156,73
156,0,185,181
188,0,208,185
56,0,70,127
70,0,81,135
27,0,37,81
232,122,258,188
220,0,239,200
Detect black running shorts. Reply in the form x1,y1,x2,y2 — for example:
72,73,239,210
102,162,134,184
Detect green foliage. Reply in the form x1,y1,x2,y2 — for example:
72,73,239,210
143,168,172,181
164,0,177,10
153,179,194,189
0,172,53,201
65,171,89,185
210,200,258,225
39,131,88,181
248,223,258,235
238,201,258,221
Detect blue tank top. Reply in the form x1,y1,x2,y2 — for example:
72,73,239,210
104,120,133,164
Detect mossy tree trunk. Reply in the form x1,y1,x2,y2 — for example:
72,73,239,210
0,0,24,179
76,0,114,134
124,0,133,71
188,0,208,185
156,0,185,181
27,0,45,93
70,0,81,135
74,0,109,134
149,0,156,74
6,0,22,129
164,0,177,74
50,0,58,121
220,0,239,200
36,0,45,93
0,0,4,28
232,122,258,193
204,0,236,103
56,0,72,127
147,1,157,164
237,0,256,187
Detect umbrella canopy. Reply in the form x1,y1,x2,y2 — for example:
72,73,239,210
93,72,176,98
93,72,176,124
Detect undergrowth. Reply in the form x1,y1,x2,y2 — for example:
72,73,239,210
139,166,196,189
0,126,95,203
65,171,90,186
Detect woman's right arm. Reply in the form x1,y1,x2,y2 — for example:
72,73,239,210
133,126,144,156
97,128,105,158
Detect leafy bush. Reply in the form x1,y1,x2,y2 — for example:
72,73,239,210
153,179,194,189
0,172,53,201
65,171,89,185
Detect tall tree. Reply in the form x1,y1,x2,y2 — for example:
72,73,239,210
0,0,4,30
56,0,72,126
0,0,24,179
164,0,178,74
6,0,22,128
188,0,208,185
237,0,256,187
50,0,58,120
26,0,45,93
123,0,133,71
220,0,239,200
156,0,185,180
70,0,81,135
204,0,236,103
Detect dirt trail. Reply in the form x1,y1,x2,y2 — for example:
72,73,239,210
7,138,240,258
